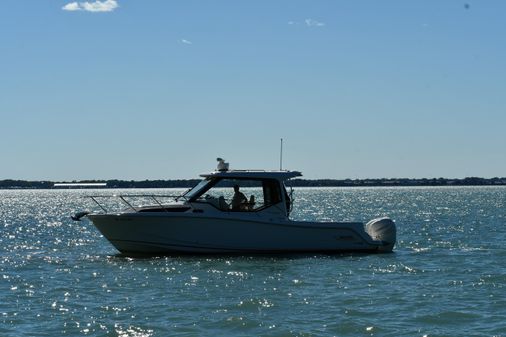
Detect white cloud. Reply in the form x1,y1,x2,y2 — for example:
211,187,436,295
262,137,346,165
305,19,325,27
62,0,119,12
288,19,325,27
62,2,81,11
81,0,118,12
180,39,193,45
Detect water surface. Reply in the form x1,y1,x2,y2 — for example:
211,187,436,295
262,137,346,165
1,187,505,336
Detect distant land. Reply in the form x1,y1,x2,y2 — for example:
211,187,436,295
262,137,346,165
1,177,506,189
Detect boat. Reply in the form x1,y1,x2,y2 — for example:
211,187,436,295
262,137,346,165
74,159,396,254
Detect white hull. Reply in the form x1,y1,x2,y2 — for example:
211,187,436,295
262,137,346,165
81,164,396,254
88,213,394,254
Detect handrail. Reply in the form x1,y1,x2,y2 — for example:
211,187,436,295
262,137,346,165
90,196,108,213
119,196,136,212
149,195,168,212
85,194,186,214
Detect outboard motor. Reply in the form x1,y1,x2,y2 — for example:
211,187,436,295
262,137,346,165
365,217,396,252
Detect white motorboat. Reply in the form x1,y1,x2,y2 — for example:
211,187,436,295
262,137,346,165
76,159,396,254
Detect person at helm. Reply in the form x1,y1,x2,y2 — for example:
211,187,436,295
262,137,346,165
231,184,247,210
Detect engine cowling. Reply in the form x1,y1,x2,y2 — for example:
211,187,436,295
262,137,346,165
365,217,396,252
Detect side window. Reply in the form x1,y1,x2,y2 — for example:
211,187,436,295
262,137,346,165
263,180,282,206
195,179,266,212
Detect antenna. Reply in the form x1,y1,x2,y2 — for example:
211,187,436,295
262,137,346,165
280,138,283,170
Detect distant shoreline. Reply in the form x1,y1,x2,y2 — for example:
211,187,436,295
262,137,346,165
1,177,505,189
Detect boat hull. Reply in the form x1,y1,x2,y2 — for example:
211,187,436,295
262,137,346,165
88,213,394,254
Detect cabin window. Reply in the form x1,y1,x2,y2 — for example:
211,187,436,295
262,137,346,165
192,178,283,212
184,178,214,200
263,179,281,205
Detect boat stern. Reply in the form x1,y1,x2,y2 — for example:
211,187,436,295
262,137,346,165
364,217,397,252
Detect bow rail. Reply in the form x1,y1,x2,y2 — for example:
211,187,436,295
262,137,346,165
86,194,188,213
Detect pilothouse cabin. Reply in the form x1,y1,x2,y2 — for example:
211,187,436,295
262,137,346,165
184,170,302,217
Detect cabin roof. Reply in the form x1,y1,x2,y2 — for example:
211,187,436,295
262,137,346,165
200,170,302,180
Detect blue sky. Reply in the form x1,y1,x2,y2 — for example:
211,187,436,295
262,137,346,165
1,1,505,180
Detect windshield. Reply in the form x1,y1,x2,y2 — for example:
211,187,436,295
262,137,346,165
184,178,214,200
190,177,283,212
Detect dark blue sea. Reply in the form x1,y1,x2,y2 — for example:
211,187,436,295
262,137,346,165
1,187,505,336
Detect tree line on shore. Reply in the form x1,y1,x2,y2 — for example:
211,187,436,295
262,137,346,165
1,177,505,189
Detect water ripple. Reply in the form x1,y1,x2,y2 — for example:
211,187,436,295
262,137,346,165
1,187,505,336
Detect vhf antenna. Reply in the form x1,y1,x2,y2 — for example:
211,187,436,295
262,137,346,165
280,138,283,171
